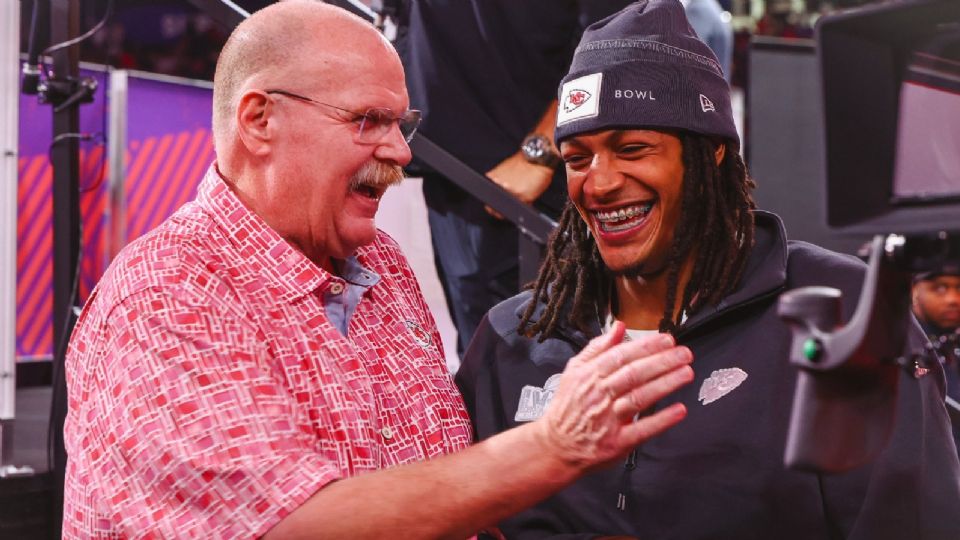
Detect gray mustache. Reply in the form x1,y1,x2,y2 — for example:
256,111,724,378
349,160,405,191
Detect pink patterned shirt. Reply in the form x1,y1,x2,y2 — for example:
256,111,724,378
63,166,472,539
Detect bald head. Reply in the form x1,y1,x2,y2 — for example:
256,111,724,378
212,0,396,154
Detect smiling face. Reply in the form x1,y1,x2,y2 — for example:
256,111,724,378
561,129,687,276
226,19,413,270
268,49,411,263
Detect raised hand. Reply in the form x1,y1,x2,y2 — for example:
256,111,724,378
535,321,694,471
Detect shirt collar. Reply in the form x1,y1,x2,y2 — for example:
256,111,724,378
337,255,381,287
195,164,336,304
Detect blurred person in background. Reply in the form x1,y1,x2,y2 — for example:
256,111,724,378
398,0,633,357
913,265,960,406
681,0,734,81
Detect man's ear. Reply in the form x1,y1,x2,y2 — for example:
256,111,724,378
236,90,273,156
714,142,726,166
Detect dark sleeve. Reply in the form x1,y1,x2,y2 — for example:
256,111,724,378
456,313,507,443
821,320,960,540
456,313,626,540
576,1,633,31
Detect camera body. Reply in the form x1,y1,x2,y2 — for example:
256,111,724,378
781,0,960,473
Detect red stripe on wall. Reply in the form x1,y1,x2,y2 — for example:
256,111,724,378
17,165,52,280
123,136,160,233
20,257,52,355
124,137,158,196
80,145,105,192
131,131,190,237
176,131,214,211
148,129,208,232
17,240,52,354
16,154,52,357
16,157,50,247
127,134,176,239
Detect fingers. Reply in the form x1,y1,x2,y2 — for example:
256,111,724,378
540,328,693,470
621,402,688,447
604,344,693,399
612,364,694,420
591,331,677,378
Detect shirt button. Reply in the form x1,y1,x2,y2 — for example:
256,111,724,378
380,427,393,440
329,282,344,295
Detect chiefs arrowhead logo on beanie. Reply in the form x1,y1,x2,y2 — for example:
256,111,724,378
555,0,738,148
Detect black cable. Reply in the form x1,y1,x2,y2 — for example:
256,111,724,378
26,0,41,62
44,132,99,472
21,0,43,94
75,133,107,194
45,75,108,194
41,0,115,78
83,71,109,195
47,132,105,191
46,229,82,475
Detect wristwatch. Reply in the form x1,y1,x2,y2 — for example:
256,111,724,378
520,134,562,169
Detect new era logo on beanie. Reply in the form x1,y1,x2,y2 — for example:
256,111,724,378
554,0,737,147
700,94,716,112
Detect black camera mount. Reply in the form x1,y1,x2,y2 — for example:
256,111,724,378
779,231,960,473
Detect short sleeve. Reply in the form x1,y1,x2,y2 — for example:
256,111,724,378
69,287,339,539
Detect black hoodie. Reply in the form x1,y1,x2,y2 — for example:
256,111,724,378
457,211,960,540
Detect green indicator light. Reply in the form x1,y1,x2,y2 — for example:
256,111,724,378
803,338,822,361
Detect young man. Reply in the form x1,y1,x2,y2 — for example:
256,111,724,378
457,1,960,538
913,265,960,448
63,2,695,538
913,266,960,342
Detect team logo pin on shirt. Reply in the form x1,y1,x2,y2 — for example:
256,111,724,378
698,367,748,405
404,320,432,348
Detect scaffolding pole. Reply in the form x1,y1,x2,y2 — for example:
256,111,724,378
0,0,32,479
107,69,128,262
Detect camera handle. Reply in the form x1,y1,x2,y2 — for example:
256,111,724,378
778,232,960,473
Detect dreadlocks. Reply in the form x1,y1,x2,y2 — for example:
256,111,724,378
519,131,757,341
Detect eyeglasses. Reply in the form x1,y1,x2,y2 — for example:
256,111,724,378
264,89,422,143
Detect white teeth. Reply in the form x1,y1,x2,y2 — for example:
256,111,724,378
594,203,653,223
604,220,640,232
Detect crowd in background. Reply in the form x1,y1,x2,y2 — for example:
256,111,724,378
20,0,893,85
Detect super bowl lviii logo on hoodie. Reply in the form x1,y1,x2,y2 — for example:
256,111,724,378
515,373,562,421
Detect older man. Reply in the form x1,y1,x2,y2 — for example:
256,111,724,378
457,1,960,538
62,2,695,538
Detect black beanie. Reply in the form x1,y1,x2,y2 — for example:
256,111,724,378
915,261,960,282
555,0,738,147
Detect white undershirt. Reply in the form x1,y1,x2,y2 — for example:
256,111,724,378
603,308,687,341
